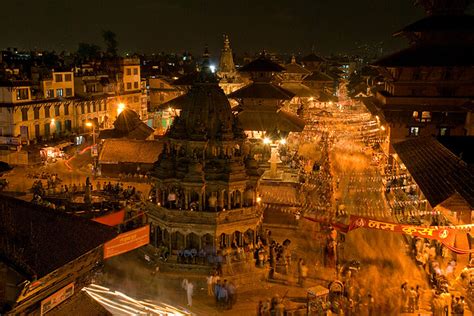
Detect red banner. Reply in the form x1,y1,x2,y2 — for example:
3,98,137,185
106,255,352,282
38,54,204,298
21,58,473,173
93,209,125,226
303,215,474,254
104,225,150,259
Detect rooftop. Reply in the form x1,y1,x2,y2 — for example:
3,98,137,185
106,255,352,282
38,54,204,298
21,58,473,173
99,139,163,164
0,195,117,279
228,82,295,100
393,137,474,209
238,55,285,73
373,44,474,67
394,14,474,35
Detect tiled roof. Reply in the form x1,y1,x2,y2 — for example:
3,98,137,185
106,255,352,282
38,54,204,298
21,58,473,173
238,56,285,73
304,71,334,82
393,137,474,208
395,14,474,35
99,139,163,164
301,53,326,62
0,196,117,279
228,82,295,100
237,109,305,132
280,83,314,98
373,44,474,67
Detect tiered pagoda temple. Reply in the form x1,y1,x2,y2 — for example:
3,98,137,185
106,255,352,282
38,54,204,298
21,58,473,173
229,53,305,140
365,0,474,152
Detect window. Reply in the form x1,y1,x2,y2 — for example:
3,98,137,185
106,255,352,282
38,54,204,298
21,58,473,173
56,88,63,97
87,104,91,113
44,106,50,118
55,74,63,82
34,108,40,120
65,88,73,97
104,102,107,111
55,105,60,116
126,68,132,75
412,111,419,121
65,74,72,82
127,82,132,90
21,108,28,121
421,111,431,122
47,89,54,98
81,104,85,114
35,125,40,137
133,68,138,75
16,88,29,100
134,82,139,89
93,103,96,112
44,123,50,136
99,103,102,111
409,127,420,137
64,104,69,115
440,128,450,136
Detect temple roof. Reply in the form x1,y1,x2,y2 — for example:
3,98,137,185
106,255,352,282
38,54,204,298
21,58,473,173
228,82,295,100
239,55,285,73
0,195,117,279
393,137,474,208
219,35,236,74
301,53,326,62
99,139,163,164
100,109,154,140
284,56,311,75
280,82,314,98
304,71,334,82
237,109,305,132
373,44,474,67
394,14,474,35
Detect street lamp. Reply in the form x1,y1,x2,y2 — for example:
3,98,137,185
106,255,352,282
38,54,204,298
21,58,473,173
117,102,126,115
85,122,95,146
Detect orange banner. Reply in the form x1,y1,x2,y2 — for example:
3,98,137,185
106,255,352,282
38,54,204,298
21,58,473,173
104,225,150,259
41,283,74,315
93,209,125,226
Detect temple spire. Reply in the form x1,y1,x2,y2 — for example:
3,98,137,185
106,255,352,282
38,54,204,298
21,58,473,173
218,34,236,75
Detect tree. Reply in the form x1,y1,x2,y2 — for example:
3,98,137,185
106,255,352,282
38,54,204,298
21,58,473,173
102,30,118,57
77,43,101,62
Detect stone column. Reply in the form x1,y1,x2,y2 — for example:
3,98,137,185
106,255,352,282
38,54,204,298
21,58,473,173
227,191,231,210
185,190,189,210
219,190,225,209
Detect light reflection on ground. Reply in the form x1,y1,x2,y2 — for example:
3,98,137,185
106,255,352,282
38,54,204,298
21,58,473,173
83,284,192,316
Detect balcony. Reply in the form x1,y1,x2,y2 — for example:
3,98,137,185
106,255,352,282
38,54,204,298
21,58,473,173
375,91,471,108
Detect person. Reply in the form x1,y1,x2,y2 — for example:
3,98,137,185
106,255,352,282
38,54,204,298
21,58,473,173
206,273,214,296
401,282,409,312
227,281,236,309
257,300,263,316
186,280,194,307
408,287,417,312
415,285,421,311
300,261,309,287
214,280,221,306
217,281,228,309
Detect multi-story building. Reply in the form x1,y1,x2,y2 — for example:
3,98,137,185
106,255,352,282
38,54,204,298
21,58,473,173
0,77,75,144
364,0,474,154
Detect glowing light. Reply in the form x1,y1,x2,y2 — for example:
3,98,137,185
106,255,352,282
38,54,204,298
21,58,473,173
168,107,172,112
85,122,93,127
83,284,190,315
380,125,386,131
117,103,126,115
210,65,216,73
256,196,262,203
263,137,271,144
280,138,286,145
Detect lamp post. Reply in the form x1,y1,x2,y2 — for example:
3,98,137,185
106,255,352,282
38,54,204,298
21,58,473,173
85,122,98,174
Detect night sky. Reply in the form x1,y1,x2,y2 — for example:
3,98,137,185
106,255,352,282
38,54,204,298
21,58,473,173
0,0,429,55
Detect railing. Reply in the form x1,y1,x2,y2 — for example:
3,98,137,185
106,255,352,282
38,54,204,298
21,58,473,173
148,204,259,225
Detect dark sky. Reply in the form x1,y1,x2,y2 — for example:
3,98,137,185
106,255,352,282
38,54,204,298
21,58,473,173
0,0,428,56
